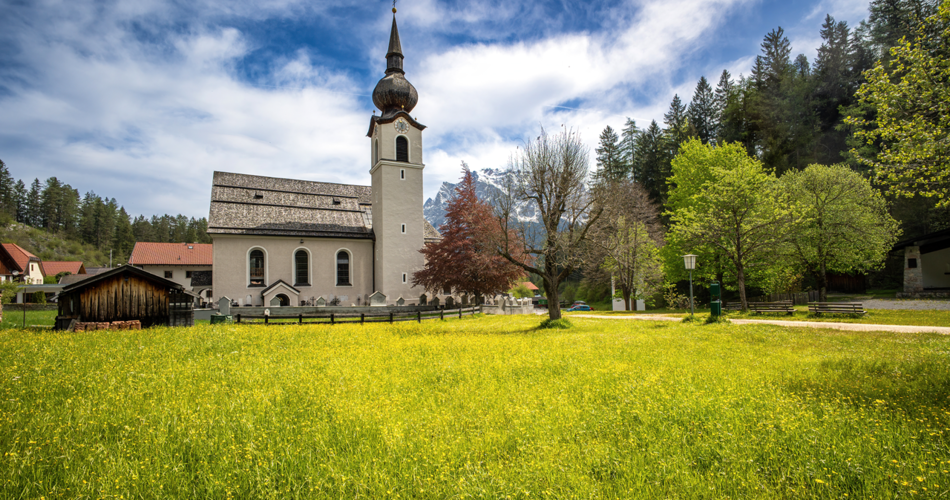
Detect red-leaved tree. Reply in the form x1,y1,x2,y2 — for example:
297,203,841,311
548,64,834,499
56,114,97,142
413,163,525,303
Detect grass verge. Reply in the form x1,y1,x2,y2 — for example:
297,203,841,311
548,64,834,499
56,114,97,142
1,316,949,497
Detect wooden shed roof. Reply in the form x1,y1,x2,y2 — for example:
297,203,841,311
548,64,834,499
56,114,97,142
61,264,185,293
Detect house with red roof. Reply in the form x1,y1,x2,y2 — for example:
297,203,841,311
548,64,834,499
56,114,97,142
0,243,45,284
129,242,213,301
41,261,87,280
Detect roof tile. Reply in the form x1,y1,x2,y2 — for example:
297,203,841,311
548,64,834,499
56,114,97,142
130,243,213,266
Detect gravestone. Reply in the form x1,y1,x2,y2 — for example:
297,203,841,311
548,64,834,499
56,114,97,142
270,297,281,307
316,296,326,307
396,296,405,306
445,297,455,308
369,291,387,306
431,297,440,307
217,296,231,316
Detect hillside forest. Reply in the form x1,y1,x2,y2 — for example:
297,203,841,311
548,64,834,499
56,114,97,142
0,160,211,266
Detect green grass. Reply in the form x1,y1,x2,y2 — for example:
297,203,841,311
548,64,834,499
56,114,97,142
1,316,950,498
721,307,950,327
0,308,56,329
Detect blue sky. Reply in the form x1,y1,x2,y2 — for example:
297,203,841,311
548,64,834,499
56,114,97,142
0,0,872,219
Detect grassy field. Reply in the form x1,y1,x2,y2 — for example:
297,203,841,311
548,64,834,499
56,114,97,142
0,308,56,329
579,307,950,328
1,316,949,498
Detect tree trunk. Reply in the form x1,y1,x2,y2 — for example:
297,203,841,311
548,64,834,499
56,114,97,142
737,265,748,311
622,284,632,311
544,266,561,320
819,261,828,302
631,287,639,311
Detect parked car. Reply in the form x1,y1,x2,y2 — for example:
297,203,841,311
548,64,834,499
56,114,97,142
566,304,592,312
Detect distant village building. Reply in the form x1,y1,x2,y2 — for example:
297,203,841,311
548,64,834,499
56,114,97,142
0,243,44,284
41,261,87,278
207,13,441,307
129,242,213,302
894,228,950,297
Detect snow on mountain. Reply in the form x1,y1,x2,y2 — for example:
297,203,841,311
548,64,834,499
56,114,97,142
423,168,540,231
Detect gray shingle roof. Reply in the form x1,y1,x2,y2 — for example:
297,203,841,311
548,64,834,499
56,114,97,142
208,172,374,239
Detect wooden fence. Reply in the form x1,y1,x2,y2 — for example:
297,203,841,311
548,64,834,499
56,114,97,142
232,306,482,325
748,290,820,306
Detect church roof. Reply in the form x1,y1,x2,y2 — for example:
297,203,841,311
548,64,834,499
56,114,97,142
208,172,374,239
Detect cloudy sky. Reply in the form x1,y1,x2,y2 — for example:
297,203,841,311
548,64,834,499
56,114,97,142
0,0,872,219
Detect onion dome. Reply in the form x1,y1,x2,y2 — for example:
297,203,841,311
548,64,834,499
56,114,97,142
372,14,418,116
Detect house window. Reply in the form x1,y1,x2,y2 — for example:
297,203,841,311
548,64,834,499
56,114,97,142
249,249,265,286
400,169,405,180
186,271,193,279
336,251,350,286
164,271,173,279
401,223,406,234
396,136,408,162
908,258,918,269
295,250,309,286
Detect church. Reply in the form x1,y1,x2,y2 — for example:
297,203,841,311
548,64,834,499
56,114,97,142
207,11,440,307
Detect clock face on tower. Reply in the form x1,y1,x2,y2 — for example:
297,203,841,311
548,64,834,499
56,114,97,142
394,118,409,134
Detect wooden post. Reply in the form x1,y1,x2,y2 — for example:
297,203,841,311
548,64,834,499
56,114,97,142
440,309,444,321
389,312,394,324
459,307,462,319
417,311,421,323
237,313,241,323
264,315,268,325
331,313,335,325
360,313,364,325
299,313,302,324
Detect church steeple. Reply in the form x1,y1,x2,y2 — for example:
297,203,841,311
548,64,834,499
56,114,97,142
385,15,404,75
372,9,418,118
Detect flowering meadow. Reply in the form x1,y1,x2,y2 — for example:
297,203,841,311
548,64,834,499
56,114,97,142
1,315,948,498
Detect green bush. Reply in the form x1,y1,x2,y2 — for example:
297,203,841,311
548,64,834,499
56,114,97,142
538,318,572,329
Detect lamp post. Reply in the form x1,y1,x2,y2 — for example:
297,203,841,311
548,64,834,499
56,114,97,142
683,254,697,317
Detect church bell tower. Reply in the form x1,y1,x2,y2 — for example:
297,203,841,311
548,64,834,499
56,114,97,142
367,7,426,303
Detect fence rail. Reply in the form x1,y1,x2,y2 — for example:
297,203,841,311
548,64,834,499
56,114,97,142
231,306,482,325
747,290,819,306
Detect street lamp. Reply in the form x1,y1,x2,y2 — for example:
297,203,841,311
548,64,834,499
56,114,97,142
683,254,697,317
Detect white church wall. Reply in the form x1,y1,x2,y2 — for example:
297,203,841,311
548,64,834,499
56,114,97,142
212,234,374,307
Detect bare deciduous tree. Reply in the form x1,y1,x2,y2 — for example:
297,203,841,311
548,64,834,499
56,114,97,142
586,180,663,311
495,128,602,320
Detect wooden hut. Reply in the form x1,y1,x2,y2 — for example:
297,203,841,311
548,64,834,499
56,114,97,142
55,264,195,330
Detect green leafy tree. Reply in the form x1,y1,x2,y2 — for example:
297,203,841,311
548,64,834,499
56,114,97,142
666,140,793,309
780,164,900,301
509,283,533,299
846,1,950,207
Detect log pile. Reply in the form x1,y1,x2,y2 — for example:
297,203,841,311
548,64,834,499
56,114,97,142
73,320,142,332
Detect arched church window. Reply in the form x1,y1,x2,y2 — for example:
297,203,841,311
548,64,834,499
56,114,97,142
336,251,351,286
396,136,409,162
249,249,265,287
295,250,309,286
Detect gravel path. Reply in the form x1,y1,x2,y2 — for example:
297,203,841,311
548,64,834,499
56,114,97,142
570,314,950,335
860,299,950,311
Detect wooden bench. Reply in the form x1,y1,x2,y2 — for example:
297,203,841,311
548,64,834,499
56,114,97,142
808,302,866,316
723,301,794,314
748,301,794,314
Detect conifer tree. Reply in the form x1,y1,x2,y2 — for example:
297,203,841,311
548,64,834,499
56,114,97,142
12,180,26,224
26,179,41,227
664,94,690,148
633,120,671,205
620,118,639,179
595,125,625,182
688,76,716,144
